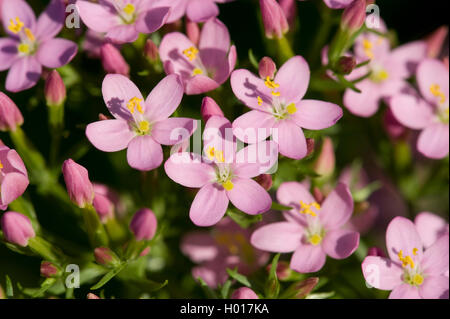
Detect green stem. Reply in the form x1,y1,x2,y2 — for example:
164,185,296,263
48,104,65,167
28,236,61,263
82,205,109,248
276,36,294,63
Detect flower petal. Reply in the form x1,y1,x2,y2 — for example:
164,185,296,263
199,17,230,53
421,235,449,277
135,6,170,34
159,32,196,82
181,232,219,263
417,58,449,105
274,56,310,103
35,0,65,41
292,100,343,130
343,80,381,117
36,38,77,68
0,172,29,207
322,229,359,259
230,69,273,110
85,120,134,152
361,256,403,290
126,135,163,171
419,276,449,299
226,178,271,215
1,0,36,36
152,118,197,145
0,38,19,71
164,152,215,188
232,110,275,144
145,74,184,121
5,57,42,93
415,212,449,249
234,140,278,176
290,243,326,273
389,94,434,130
76,1,119,33
185,75,220,95
417,123,449,159
105,25,139,44
250,222,303,253
186,0,219,22
389,284,421,299
275,120,307,160
319,183,354,230
386,216,423,263
385,41,427,80
190,183,229,226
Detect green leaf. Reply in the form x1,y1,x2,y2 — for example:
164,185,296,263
306,291,335,299
90,263,127,290
226,210,262,228
336,74,361,93
248,49,259,70
265,254,280,298
5,275,13,298
31,278,57,298
226,268,252,288
220,280,232,299
352,181,381,202
197,277,218,299
270,202,293,211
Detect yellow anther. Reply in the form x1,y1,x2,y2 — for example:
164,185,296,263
398,250,415,269
286,103,297,114
309,234,322,246
183,46,199,61
412,274,424,286
8,17,24,34
264,76,279,89
0,160,3,170
206,147,225,162
192,68,203,76
222,179,234,191
412,248,418,256
24,28,35,41
127,97,144,114
257,96,263,106
362,39,374,60
138,120,150,134
18,43,30,54
271,91,280,97
430,84,446,104
123,3,135,15
299,200,320,217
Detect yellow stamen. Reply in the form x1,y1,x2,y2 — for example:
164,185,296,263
192,68,203,76
138,120,150,134
430,84,446,104
123,3,135,15
18,43,30,54
24,28,35,41
412,274,424,286
206,147,225,163
286,103,297,114
398,250,416,269
271,91,280,97
8,17,24,34
183,46,199,61
376,70,389,81
309,234,322,246
264,76,280,89
299,200,321,217
222,179,234,191
127,97,144,114
257,96,263,106
0,160,3,170
362,39,374,60
412,248,418,256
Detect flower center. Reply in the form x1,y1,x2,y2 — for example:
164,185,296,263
214,163,234,191
398,248,424,287
299,200,321,217
371,69,389,83
126,97,151,135
8,17,37,56
183,46,199,62
113,1,137,24
127,97,144,114
206,147,225,163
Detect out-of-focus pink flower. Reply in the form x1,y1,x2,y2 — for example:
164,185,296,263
130,208,157,241
87,293,100,299
414,212,449,249
0,144,29,210
94,247,120,267
367,247,386,258
231,287,259,299
1,211,35,246
44,70,66,107
201,97,224,123
165,116,278,227
86,74,197,171
425,26,448,59
82,30,110,59
62,159,94,208
390,59,449,159
322,0,355,9
144,39,159,62
181,218,269,288
231,56,342,160
259,0,289,39
159,18,237,95
159,0,234,23
251,182,359,273
0,0,78,92
76,0,170,44
313,137,335,178
100,43,130,76
255,174,273,191
93,183,122,222
362,217,449,299
383,108,407,140
0,92,23,131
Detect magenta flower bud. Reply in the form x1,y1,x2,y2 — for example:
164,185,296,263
0,92,24,132
144,39,159,62
367,247,386,258
40,261,61,278
62,159,95,208
231,287,259,299
426,26,448,58
186,19,200,46
201,97,224,122
306,138,315,157
313,137,335,177
258,57,277,79
255,174,273,191
94,247,120,267
295,277,319,299
259,0,289,39
341,0,366,32
130,208,157,241
100,43,130,76
87,293,101,299
1,212,35,247
336,56,357,75
279,0,297,28
44,70,66,107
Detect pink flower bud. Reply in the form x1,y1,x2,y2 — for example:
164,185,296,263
266,260,291,280
367,247,386,258
259,0,289,39
186,19,200,46
1,212,35,247
336,56,357,75
144,39,159,62
44,70,66,107
294,277,319,299
279,0,297,28
258,57,277,79
100,43,130,76
40,261,61,278
231,287,259,299
313,137,335,177
94,247,120,267
87,293,101,299
255,174,273,191
201,97,224,122
62,159,95,208
0,92,24,131
98,113,111,121
130,208,157,241
426,26,448,58
341,0,366,32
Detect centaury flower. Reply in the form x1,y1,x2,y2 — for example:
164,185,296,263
159,0,234,23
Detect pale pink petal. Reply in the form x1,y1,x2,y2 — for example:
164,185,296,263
417,123,449,159
322,229,359,259
85,120,134,152
361,256,403,290
185,75,220,95
416,58,449,105
274,56,310,103
292,100,343,130
385,41,427,79
232,110,275,144
230,69,273,110
415,212,449,249
343,80,381,117
389,284,421,299
290,243,326,273
319,183,354,230
181,232,219,263
203,115,236,163
199,17,230,52
234,140,278,176
421,235,449,277
159,32,196,82
386,216,423,263
164,152,215,188
2,0,36,36
276,181,315,209
0,38,19,71
190,183,229,226
135,7,170,34
186,0,219,22
35,0,65,41
126,135,163,171
419,276,449,299
106,25,139,44
76,1,119,33
250,222,303,253
0,172,29,206
389,94,434,130
36,38,78,68
226,178,271,215
5,57,42,93
152,118,197,145
275,120,307,160
145,74,184,121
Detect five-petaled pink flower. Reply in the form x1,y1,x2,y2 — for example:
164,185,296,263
159,0,234,23
251,182,359,273
362,216,449,299
159,18,237,95
76,0,170,44
0,0,78,92
231,56,343,160
164,115,277,226
390,58,449,159
414,212,449,250
86,74,197,171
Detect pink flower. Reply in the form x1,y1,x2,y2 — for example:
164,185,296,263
1,211,35,247
181,218,269,288
0,144,29,210
164,115,277,226
362,216,449,299
0,0,78,92
322,0,355,9
251,182,359,273
0,92,23,131
62,159,95,208
159,0,234,23
76,0,170,44
129,208,157,241
390,59,449,159
159,18,237,95
414,212,449,249
231,287,259,299
231,56,343,160
86,74,197,171
343,24,427,117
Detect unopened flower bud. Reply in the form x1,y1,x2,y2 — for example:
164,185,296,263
306,138,315,157
144,39,159,62
44,70,66,107
367,247,386,258
0,212,35,247
231,287,259,299
294,277,319,299
313,137,335,177
101,43,130,76
40,261,61,278
98,113,111,121
336,56,357,75
258,57,277,79
186,19,200,46
87,293,101,299
279,0,297,28
266,260,291,280
0,92,24,132
383,108,407,140
130,208,157,241
62,159,95,208
426,26,448,58
201,97,224,122
313,187,325,204
260,0,289,39
341,0,366,32
93,193,114,223
255,174,273,191
94,247,120,267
